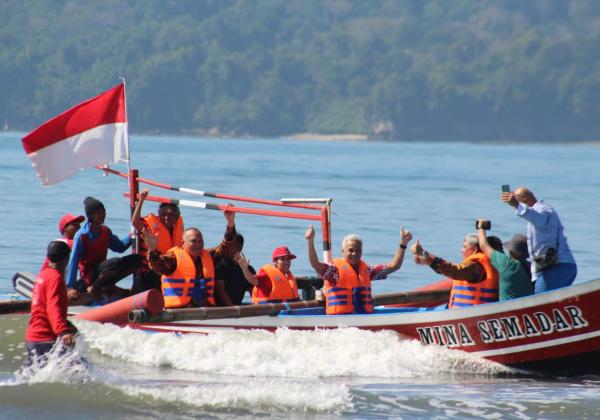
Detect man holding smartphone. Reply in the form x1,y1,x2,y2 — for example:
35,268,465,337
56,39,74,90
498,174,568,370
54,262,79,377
500,186,577,292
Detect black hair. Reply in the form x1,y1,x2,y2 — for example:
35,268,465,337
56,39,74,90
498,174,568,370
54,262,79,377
487,236,504,253
158,203,180,215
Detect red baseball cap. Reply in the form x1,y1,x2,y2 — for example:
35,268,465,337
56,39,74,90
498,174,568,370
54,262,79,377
58,213,85,233
272,246,296,260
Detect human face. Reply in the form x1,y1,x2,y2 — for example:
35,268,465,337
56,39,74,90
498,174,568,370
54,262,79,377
63,221,81,239
342,240,362,265
89,208,106,225
461,239,477,259
159,206,180,229
274,256,293,273
183,230,204,257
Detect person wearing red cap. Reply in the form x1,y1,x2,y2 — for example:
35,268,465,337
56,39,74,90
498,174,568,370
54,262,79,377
305,225,413,315
236,246,300,304
40,213,85,273
58,213,85,248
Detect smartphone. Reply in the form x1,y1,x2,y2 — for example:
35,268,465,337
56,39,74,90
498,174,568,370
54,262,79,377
501,184,510,193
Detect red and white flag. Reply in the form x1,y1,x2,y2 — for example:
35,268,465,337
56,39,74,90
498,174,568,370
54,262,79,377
22,84,129,186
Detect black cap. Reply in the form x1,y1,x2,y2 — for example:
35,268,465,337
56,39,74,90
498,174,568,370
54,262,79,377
47,240,70,263
84,196,105,218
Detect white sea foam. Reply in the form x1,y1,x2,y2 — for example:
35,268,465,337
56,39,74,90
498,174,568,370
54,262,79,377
12,342,94,385
117,379,351,413
77,320,511,379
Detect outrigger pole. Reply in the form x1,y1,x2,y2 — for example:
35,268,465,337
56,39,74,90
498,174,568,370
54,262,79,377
98,166,333,263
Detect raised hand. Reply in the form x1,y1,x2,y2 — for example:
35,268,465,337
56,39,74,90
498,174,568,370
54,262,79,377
234,252,249,268
140,227,159,251
410,239,423,256
305,224,315,241
400,227,413,245
139,188,149,201
500,192,518,208
224,205,236,227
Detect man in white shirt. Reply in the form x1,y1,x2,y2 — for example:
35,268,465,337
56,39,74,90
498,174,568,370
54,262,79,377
501,187,577,292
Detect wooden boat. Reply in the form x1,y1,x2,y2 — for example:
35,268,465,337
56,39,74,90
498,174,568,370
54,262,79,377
65,276,600,375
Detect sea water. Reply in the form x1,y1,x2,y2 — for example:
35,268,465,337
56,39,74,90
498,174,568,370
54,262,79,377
1,132,600,418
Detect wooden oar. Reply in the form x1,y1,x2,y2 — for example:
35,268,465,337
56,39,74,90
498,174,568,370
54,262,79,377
129,289,451,323
0,300,31,314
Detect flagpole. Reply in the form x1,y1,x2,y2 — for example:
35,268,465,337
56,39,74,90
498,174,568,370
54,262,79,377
120,77,140,258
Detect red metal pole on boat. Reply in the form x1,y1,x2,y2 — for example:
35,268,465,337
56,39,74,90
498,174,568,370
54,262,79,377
128,169,139,253
321,201,333,263
98,165,321,210
124,193,322,221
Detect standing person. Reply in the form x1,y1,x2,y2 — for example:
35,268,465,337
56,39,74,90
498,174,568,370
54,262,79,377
143,210,237,308
411,233,499,308
500,187,577,292
476,220,534,300
66,196,142,301
25,241,78,364
131,188,184,293
214,233,255,305
236,246,299,304
305,225,413,315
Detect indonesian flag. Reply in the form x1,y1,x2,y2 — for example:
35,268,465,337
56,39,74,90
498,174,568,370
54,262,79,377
22,84,129,186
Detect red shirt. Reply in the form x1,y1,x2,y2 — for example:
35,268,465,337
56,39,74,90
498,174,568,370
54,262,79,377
25,266,72,342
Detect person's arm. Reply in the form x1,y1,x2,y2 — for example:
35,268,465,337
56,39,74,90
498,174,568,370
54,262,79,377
108,227,132,253
211,208,237,257
253,269,273,297
234,252,259,286
477,221,494,258
142,228,177,275
384,227,413,274
66,231,84,290
515,203,551,228
46,272,75,341
411,240,486,283
131,188,149,231
305,225,328,276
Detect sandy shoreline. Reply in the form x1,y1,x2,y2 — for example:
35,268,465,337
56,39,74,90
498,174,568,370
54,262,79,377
283,133,369,141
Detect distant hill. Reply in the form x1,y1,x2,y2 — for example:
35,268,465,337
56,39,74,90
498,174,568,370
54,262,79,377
2,0,599,141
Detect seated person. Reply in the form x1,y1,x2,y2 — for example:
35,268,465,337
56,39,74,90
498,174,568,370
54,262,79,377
131,188,184,293
236,246,299,304
411,232,499,308
66,197,142,302
143,210,237,308
214,233,255,306
477,220,533,300
305,224,413,315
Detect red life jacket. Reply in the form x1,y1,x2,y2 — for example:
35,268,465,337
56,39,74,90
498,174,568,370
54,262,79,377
325,258,374,315
79,225,110,286
251,264,299,304
161,247,215,309
448,252,499,308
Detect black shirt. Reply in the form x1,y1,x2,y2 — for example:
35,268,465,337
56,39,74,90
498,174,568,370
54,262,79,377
214,255,255,305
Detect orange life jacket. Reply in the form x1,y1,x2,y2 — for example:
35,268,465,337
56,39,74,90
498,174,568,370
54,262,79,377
251,264,299,304
161,247,215,309
448,252,499,308
139,214,183,270
325,258,374,315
